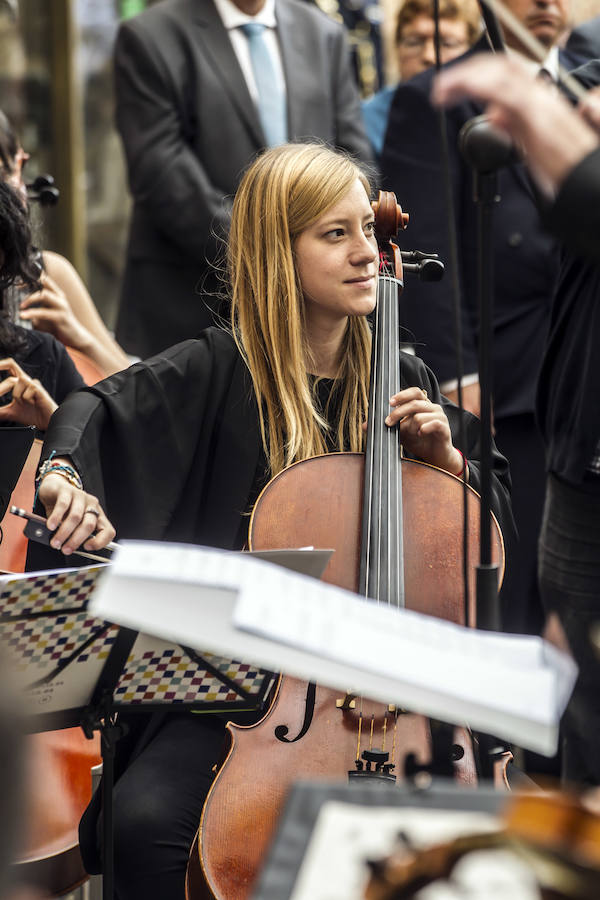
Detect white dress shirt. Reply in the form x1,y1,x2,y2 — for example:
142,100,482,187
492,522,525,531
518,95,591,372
212,0,287,105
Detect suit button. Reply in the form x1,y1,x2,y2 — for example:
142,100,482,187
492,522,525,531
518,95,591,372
508,232,523,247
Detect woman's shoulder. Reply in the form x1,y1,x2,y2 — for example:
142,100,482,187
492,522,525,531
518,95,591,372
143,327,239,369
399,350,433,387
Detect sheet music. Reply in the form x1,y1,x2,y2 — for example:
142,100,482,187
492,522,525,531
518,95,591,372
90,541,577,755
288,802,537,900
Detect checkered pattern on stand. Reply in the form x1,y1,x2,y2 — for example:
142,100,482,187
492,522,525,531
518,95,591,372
114,647,271,705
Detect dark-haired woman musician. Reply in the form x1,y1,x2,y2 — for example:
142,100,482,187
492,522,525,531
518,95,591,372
0,181,83,430
34,143,513,900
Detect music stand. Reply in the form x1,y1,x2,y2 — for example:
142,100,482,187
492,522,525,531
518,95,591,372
0,565,276,900
252,779,505,900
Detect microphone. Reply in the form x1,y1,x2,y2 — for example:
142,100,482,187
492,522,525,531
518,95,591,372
459,115,519,173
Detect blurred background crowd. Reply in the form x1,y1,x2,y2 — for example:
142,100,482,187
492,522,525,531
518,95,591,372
0,0,594,339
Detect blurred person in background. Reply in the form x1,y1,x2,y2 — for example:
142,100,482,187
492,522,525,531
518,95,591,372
0,181,83,432
362,0,481,157
432,50,600,784
0,111,130,378
379,0,599,644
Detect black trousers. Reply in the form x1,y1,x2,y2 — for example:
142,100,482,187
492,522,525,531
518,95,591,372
539,472,600,786
80,714,227,900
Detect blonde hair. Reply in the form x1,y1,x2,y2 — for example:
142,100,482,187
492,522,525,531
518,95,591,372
229,143,372,477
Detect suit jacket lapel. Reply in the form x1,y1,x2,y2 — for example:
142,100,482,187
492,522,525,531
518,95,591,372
191,0,265,148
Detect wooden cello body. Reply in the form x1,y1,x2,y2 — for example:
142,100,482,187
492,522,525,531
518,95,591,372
190,457,502,900
188,192,504,900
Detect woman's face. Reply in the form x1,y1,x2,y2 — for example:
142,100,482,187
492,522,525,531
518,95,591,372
295,178,378,332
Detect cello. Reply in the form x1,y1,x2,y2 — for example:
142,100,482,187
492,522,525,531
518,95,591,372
187,192,503,900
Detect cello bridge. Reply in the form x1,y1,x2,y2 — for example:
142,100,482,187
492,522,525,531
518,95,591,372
336,693,357,710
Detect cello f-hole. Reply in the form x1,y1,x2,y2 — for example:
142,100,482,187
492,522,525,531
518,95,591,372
274,681,316,743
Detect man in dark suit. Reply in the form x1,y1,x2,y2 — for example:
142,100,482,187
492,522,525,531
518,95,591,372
113,0,374,359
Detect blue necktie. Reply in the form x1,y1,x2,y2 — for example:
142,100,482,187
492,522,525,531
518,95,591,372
239,23,287,148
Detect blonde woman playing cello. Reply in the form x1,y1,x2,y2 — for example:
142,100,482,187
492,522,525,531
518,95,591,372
32,143,513,900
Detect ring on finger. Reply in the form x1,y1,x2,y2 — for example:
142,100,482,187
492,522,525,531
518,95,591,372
421,389,428,401
85,507,100,518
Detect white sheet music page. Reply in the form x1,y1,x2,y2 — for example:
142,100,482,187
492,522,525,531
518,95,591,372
89,541,577,755
231,562,576,754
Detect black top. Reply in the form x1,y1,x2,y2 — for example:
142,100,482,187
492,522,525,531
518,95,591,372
29,327,515,569
15,328,85,408
537,146,600,482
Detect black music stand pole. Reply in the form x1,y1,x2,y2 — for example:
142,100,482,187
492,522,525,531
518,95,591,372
474,166,501,631
100,696,126,900
81,628,138,900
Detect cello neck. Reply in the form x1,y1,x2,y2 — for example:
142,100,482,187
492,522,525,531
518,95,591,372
359,191,408,606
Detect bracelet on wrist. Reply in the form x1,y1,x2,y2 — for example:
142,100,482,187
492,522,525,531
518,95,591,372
35,454,83,493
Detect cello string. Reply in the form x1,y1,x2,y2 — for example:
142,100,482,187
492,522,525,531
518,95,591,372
378,265,405,609
387,273,393,609
361,263,379,601
374,267,387,604
392,270,404,609
380,270,393,607
367,269,380,601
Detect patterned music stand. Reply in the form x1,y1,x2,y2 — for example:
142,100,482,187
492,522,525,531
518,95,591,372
0,564,276,900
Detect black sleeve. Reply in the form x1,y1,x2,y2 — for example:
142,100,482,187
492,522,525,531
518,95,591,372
51,342,86,404
400,353,516,550
39,332,230,537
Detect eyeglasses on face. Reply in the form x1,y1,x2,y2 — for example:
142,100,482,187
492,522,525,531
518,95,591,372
398,34,467,53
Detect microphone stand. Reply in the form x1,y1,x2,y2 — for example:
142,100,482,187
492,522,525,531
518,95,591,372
459,117,516,632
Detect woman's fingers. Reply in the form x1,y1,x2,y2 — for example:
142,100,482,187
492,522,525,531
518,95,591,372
83,512,116,551
39,475,115,553
0,375,17,400
389,387,427,407
387,393,439,428
60,508,104,556
19,307,62,326
0,357,23,377
399,411,448,435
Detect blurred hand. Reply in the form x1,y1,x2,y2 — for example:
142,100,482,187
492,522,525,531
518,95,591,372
432,54,599,192
0,357,56,430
